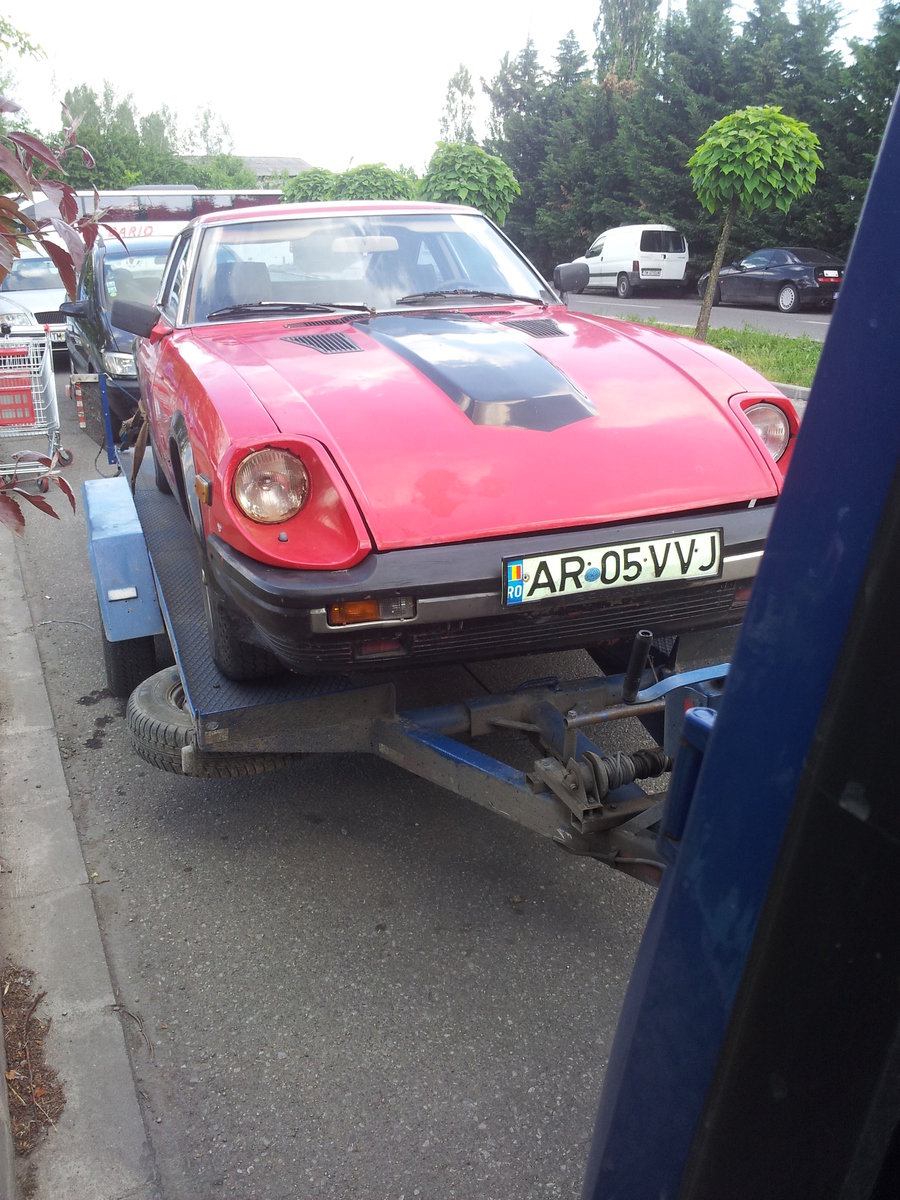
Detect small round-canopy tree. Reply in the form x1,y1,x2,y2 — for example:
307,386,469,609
420,142,520,226
688,105,822,340
330,164,417,201
282,167,339,203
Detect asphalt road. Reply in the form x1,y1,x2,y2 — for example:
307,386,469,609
15,378,656,1199
568,289,834,342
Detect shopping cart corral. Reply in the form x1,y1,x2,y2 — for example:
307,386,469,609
0,322,72,487
83,448,732,888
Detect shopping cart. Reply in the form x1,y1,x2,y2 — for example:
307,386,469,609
0,323,70,488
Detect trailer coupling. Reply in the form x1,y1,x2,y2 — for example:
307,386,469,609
370,655,728,886
533,747,672,834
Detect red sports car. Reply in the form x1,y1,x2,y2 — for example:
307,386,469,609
113,201,798,682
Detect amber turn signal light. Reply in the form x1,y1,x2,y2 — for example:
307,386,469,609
327,596,416,626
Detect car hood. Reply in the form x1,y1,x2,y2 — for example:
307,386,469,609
2,287,66,314
194,310,783,551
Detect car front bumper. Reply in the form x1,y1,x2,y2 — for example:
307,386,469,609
206,504,774,675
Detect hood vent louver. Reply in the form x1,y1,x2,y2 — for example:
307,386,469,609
503,317,566,338
282,331,362,354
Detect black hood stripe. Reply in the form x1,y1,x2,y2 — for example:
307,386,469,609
365,314,594,432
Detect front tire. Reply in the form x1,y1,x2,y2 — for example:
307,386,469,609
777,283,799,313
202,572,281,682
126,667,296,776
616,274,634,299
152,445,171,495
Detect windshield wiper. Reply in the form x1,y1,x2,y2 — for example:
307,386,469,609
395,288,546,306
205,300,374,320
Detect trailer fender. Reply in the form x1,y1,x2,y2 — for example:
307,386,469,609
82,475,165,643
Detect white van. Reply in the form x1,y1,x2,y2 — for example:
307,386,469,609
574,224,689,297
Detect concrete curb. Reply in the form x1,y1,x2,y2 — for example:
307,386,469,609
0,529,159,1200
774,383,810,401
0,995,14,1200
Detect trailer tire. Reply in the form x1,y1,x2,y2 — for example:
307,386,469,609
100,605,156,698
126,667,296,777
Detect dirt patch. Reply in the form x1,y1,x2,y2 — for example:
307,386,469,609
2,961,66,1157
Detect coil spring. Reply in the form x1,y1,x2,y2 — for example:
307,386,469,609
581,747,673,803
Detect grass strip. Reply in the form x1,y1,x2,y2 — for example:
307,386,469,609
625,317,823,388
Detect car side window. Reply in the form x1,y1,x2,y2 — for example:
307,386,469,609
160,235,191,321
77,251,93,304
769,250,792,266
586,238,604,259
742,252,773,269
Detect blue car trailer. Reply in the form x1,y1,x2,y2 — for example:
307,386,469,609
83,88,900,1195
84,438,737,886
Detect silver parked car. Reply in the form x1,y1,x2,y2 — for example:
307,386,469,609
0,251,68,355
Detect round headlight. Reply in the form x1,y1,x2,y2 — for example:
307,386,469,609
745,402,790,462
233,449,310,524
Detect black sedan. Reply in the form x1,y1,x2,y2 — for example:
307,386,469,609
697,247,844,313
62,235,174,424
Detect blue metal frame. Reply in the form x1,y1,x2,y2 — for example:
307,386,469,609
583,93,900,1197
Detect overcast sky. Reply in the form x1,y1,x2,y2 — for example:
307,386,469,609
7,0,883,176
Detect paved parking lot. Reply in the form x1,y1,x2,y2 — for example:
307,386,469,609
1,385,656,1199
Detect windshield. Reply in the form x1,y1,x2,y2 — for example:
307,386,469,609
1,256,62,292
103,242,172,308
187,212,551,322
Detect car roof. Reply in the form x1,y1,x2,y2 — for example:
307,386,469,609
760,246,843,260
597,223,679,234
187,199,482,228
782,246,843,259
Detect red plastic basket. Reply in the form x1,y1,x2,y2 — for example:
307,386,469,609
0,373,36,425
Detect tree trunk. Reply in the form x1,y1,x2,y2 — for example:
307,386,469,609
694,196,739,342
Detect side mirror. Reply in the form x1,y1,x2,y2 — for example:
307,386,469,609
60,299,90,319
111,299,162,340
553,261,590,295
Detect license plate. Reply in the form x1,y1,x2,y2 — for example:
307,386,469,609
642,268,662,277
50,330,66,343
503,530,723,606
822,270,839,278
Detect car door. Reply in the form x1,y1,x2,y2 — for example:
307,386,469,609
65,249,98,372
730,251,774,304
88,244,117,368
638,228,668,283
766,249,797,303
137,231,192,452
584,236,606,286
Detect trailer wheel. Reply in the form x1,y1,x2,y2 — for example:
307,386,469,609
202,575,281,682
126,667,295,777
100,605,156,698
